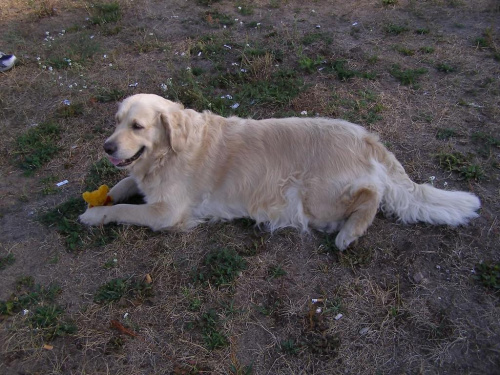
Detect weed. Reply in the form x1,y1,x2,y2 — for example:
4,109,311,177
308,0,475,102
390,64,427,86
30,305,77,340
339,247,373,268
194,248,247,287
436,128,457,140
268,265,287,279
94,277,153,304
385,23,409,35
40,175,59,195
90,2,122,25
236,3,254,15
95,88,125,103
436,63,457,73
335,90,383,124
471,132,500,158
45,32,101,69
15,121,61,176
298,56,323,73
39,197,86,250
200,309,229,350
394,45,415,56
197,0,221,5
382,0,398,4
326,60,376,80
415,27,430,35
474,262,500,291
0,283,62,316
280,339,300,355
437,152,484,180
419,46,435,54
302,32,332,46
16,276,35,290
57,103,85,118
30,0,57,18
0,253,15,270
85,157,122,191
229,362,253,375
205,11,235,27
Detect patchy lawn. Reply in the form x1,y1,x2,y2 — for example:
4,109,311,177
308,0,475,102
1,0,499,374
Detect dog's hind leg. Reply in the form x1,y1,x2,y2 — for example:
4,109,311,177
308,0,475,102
334,185,381,251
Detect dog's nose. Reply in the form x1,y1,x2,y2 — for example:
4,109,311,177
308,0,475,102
103,141,117,155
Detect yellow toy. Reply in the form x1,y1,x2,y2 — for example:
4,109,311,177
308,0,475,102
82,184,112,208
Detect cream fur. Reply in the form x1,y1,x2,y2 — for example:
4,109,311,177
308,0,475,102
79,94,481,250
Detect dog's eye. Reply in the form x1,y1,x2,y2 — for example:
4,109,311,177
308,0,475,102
132,122,144,130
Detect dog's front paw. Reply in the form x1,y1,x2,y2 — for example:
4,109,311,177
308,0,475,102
79,207,110,226
335,230,357,251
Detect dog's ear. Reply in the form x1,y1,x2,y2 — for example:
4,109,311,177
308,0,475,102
161,110,190,153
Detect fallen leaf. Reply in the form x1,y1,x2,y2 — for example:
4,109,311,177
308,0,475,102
43,344,53,350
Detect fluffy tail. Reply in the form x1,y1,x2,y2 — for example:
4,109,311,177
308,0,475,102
380,154,480,226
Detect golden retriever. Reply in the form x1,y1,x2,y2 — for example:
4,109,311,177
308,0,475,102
79,94,480,250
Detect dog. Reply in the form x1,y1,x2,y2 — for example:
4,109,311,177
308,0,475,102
79,94,481,250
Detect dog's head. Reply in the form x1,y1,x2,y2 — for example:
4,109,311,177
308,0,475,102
104,94,191,170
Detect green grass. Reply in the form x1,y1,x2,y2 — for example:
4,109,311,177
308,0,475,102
436,63,457,73
419,46,435,54
385,23,409,35
95,88,125,103
200,309,229,350
390,64,428,86
280,339,300,355
90,2,122,25
56,102,85,118
325,60,376,80
335,90,384,125
0,253,15,270
15,121,61,176
382,0,398,4
394,45,415,56
415,28,430,35
85,157,122,191
436,128,457,140
94,277,153,304
474,262,500,292
268,265,287,279
30,305,77,340
0,280,76,340
301,32,332,46
45,32,101,69
193,248,247,287
437,152,484,181
39,197,87,250
204,10,235,27
471,132,500,158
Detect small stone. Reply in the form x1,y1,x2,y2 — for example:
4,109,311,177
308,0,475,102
359,327,370,335
412,271,425,284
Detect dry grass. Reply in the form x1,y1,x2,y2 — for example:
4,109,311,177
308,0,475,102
1,0,500,374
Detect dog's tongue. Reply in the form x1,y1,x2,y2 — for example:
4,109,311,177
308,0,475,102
107,155,123,166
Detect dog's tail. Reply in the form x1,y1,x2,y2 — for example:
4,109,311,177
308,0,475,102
378,148,480,226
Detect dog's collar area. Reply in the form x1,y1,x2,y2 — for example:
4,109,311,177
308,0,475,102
108,146,146,167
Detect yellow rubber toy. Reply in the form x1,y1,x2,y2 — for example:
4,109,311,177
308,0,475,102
82,185,112,208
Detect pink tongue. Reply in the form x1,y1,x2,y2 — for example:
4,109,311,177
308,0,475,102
107,155,123,166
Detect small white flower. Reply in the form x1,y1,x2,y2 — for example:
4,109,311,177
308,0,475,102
315,307,322,314
301,111,308,115
109,63,113,67
123,312,129,319
240,68,248,73
23,309,29,315
149,33,153,36
90,35,95,39
160,83,168,91
45,31,50,35
103,54,108,58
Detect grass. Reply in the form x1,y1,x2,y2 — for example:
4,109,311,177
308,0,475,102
39,197,87,250
94,277,153,304
56,102,84,118
0,253,15,270
436,62,457,73
280,339,300,355
390,64,428,86
14,121,61,176
474,262,500,292
437,151,484,180
199,309,229,350
301,32,332,46
471,132,500,158
193,248,247,287
95,88,125,103
89,2,121,25
0,281,76,340
385,23,409,35
45,32,101,69
85,157,122,191
436,128,457,140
